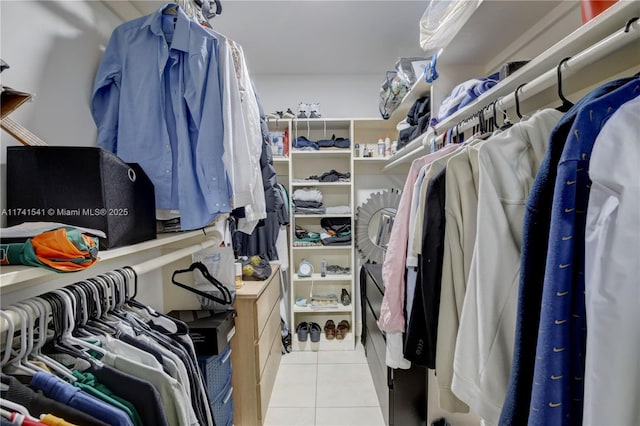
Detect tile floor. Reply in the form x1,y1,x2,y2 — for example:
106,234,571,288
264,344,385,426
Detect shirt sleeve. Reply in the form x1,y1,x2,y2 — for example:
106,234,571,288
91,30,123,154
220,39,254,208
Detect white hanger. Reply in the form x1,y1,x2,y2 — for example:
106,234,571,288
51,289,107,358
0,311,15,368
2,306,40,375
18,298,77,382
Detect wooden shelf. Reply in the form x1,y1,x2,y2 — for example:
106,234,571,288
388,78,432,123
0,226,219,294
292,273,353,281
294,213,352,219
272,156,289,163
293,305,353,313
290,149,351,155
290,181,351,187
292,245,352,250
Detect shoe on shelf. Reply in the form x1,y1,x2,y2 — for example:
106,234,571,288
297,102,309,119
324,320,336,340
296,322,309,342
283,108,296,119
336,320,350,340
309,322,322,342
309,102,321,118
341,288,351,306
266,112,280,120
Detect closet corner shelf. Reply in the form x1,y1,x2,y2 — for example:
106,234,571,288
292,245,352,251
388,78,432,124
293,273,353,281
0,226,220,292
291,181,352,187
293,213,353,219
290,149,351,155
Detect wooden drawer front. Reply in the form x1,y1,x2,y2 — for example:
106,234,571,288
255,273,281,339
256,303,281,381
257,329,282,423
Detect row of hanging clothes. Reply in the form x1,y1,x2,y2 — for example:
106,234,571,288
0,267,219,426
377,18,640,426
91,0,288,260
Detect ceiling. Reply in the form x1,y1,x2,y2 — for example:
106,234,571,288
127,1,429,75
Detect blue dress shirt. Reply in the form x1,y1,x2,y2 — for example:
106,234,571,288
31,371,134,426
528,78,640,426
499,77,635,426
92,4,230,230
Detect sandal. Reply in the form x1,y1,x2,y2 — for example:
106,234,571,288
324,320,336,340
296,322,309,342
309,322,322,343
336,320,350,340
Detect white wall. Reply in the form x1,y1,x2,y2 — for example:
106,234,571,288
253,73,384,118
0,0,122,226
0,1,121,156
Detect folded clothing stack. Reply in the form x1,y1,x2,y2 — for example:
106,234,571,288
397,96,432,150
292,136,319,151
292,188,325,214
317,135,351,149
320,217,351,246
431,72,500,126
306,170,350,183
294,225,322,247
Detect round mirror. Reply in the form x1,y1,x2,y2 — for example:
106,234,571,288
356,188,402,264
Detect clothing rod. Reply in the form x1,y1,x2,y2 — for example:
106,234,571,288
130,233,221,276
456,20,639,135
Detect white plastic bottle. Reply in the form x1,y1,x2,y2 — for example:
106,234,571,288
377,137,385,157
384,135,391,157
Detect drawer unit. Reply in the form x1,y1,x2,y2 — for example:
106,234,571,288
231,263,282,426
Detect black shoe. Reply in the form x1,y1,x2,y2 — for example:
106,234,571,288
309,322,322,342
296,322,309,341
341,289,351,306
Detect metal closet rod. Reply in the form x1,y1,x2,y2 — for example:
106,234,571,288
385,18,639,170
452,18,640,136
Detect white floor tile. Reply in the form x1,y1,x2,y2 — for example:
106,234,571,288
264,407,316,426
318,349,367,365
269,382,317,407
274,364,317,386
316,365,379,407
316,364,376,386
315,407,385,426
281,351,319,364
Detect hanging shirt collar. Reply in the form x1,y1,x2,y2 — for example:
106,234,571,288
141,3,191,53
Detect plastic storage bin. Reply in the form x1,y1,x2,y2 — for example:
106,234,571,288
198,343,233,402
212,385,234,426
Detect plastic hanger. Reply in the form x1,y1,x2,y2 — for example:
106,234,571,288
0,400,41,423
18,298,77,382
0,311,16,368
2,306,40,375
171,261,233,305
53,289,108,357
514,83,527,119
556,57,574,112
